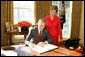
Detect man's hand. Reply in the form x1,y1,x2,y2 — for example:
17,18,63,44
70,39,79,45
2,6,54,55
37,42,46,47
29,43,36,48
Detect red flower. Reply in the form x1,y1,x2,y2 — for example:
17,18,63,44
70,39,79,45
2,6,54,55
18,21,32,27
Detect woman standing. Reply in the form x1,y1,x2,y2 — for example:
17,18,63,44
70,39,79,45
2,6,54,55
45,5,62,45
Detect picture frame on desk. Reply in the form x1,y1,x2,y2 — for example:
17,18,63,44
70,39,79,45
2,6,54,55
6,22,18,32
5,22,11,32
11,24,18,32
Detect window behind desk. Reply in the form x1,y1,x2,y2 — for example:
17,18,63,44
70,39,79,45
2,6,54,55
13,1,35,25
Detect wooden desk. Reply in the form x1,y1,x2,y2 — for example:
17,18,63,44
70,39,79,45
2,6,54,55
53,47,82,56
31,47,82,56
39,51,68,56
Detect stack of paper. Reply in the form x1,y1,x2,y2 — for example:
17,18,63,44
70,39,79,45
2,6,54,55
1,50,17,56
31,44,58,54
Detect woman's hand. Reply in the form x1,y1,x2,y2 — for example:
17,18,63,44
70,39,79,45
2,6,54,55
58,36,63,42
58,36,63,46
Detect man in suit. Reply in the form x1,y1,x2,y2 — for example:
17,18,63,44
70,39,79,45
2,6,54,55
16,18,52,56
25,18,52,47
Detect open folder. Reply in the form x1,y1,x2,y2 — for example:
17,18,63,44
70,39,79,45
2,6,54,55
31,44,58,54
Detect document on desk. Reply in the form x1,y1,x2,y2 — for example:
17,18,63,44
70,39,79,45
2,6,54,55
31,44,58,54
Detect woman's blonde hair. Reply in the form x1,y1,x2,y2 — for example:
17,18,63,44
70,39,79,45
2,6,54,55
49,5,58,13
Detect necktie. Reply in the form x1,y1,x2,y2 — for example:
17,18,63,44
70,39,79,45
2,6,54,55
38,31,42,41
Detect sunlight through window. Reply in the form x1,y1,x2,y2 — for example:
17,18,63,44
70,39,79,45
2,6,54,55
13,1,35,25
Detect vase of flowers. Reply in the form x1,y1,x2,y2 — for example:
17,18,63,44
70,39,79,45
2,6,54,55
18,21,32,32
21,26,29,32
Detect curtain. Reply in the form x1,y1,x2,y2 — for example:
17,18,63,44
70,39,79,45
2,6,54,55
1,1,13,46
71,1,82,39
35,1,52,23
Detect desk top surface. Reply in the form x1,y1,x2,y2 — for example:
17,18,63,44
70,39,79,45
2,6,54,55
31,47,82,56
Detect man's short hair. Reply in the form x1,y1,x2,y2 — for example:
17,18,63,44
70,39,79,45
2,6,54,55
38,18,45,23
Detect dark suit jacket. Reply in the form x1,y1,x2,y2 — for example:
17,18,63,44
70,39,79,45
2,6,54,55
26,28,52,44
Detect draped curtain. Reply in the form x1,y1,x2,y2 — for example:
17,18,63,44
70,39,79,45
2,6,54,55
71,1,82,39
35,1,52,23
1,1,13,46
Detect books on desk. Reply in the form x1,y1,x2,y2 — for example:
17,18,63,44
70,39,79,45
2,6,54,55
31,44,58,55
